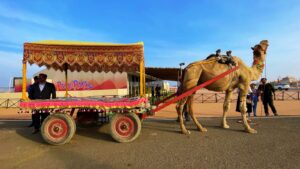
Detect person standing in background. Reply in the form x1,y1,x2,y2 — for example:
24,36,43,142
250,83,259,117
258,78,278,116
151,86,155,102
155,85,161,101
236,87,253,117
27,76,39,127
246,93,253,117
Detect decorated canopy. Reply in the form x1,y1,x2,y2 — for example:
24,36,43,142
23,40,144,73
21,40,146,100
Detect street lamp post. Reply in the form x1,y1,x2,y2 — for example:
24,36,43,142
179,62,185,77
178,62,185,88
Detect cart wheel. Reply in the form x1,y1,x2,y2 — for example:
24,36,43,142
110,113,141,143
65,113,76,137
41,113,76,145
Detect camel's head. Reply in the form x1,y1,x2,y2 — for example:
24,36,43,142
251,40,269,61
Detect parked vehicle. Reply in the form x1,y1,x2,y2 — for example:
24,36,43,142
274,84,290,91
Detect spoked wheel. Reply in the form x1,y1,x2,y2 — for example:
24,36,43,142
110,113,141,143
41,113,76,145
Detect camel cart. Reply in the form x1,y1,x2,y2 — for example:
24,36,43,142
19,41,150,144
19,41,240,145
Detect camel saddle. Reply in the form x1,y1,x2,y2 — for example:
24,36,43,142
206,54,236,66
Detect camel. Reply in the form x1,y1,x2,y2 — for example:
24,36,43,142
176,40,269,134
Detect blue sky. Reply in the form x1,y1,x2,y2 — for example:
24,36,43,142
0,0,300,87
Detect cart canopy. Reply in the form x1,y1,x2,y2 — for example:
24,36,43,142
23,40,144,73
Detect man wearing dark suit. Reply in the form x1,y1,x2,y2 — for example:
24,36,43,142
27,76,39,127
29,73,56,133
258,78,278,116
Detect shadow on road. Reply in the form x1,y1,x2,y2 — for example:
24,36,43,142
75,124,115,142
142,124,180,134
0,120,115,144
202,125,245,133
0,121,47,144
16,128,46,144
143,118,249,134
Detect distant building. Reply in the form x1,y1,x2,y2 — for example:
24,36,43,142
279,76,298,84
273,76,300,88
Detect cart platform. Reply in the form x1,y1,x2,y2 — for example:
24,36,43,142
20,97,148,109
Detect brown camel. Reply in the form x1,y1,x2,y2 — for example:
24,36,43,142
176,40,268,134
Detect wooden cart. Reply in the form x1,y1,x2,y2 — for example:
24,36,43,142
20,41,149,144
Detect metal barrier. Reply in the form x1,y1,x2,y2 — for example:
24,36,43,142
0,99,21,108
194,93,229,103
193,90,300,103
0,91,299,108
274,91,300,101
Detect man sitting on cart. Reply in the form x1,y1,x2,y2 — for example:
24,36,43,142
29,73,56,134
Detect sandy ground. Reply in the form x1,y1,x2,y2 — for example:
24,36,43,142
0,100,299,120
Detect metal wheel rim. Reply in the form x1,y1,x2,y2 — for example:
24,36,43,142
47,119,68,140
115,116,135,138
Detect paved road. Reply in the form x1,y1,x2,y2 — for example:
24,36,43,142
0,117,299,169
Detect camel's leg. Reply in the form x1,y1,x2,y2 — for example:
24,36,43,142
176,67,202,134
239,91,257,134
221,90,233,129
187,94,207,132
176,97,190,134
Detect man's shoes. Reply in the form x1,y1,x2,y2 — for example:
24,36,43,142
32,129,40,134
185,117,191,122
176,117,191,122
265,114,269,117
